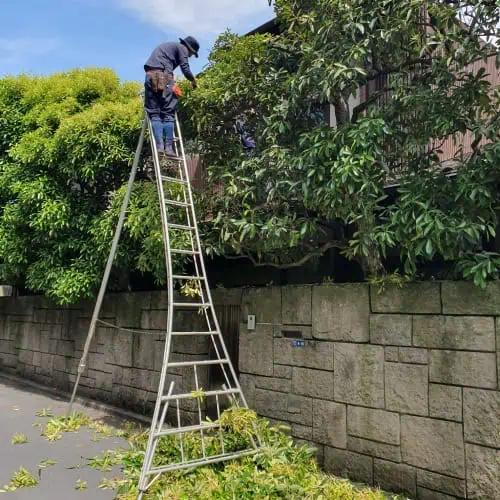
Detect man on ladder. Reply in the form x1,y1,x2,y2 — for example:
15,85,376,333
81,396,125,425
144,36,200,156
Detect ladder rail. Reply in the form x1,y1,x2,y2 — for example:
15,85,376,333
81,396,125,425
67,117,147,416
138,116,178,495
174,115,244,400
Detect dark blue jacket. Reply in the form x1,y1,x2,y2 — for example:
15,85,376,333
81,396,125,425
234,120,256,149
144,42,195,82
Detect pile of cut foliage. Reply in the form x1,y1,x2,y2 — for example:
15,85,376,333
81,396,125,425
87,407,405,499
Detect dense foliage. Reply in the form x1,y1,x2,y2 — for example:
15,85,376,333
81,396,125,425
1,0,499,303
32,408,403,499
0,69,190,303
180,0,500,285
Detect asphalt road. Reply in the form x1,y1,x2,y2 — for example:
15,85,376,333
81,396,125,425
0,374,128,499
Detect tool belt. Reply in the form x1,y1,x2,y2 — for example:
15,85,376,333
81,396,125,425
146,71,174,93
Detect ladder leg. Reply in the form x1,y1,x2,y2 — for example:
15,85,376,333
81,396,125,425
67,116,147,416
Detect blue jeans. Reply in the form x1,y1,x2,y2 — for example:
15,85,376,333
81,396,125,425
144,73,177,150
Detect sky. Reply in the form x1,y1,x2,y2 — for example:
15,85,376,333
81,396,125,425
0,0,275,82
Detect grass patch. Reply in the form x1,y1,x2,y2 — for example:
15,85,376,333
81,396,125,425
40,412,92,442
1,467,38,491
11,433,28,445
90,407,408,500
75,479,88,490
36,408,55,418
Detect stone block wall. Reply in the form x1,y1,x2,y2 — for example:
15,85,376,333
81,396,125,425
239,282,500,500
0,291,214,423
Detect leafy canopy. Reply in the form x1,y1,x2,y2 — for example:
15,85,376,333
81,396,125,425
180,0,500,286
1,0,499,303
0,69,189,303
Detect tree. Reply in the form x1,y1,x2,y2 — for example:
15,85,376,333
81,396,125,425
1,1,499,304
180,0,500,286
0,69,189,304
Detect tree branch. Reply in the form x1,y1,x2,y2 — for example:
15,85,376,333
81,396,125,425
351,87,395,122
225,240,343,269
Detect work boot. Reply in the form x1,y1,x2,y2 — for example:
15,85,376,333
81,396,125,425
165,140,180,158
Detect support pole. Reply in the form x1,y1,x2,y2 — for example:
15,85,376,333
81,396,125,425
67,116,146,416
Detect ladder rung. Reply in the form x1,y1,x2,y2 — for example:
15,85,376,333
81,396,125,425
161,388,240,402
154,422,220,438
161,176,188,185
171,331,219,336
173,302,210,308
168,223,195,231
168,358,229,368
172,275,205,280
165,199,190,208
170,248,200,255
146,449,258,476
161,155,182,162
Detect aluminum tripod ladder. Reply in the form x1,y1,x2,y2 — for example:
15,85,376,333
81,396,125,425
66,110,260,499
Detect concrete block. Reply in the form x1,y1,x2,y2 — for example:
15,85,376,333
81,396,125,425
401,416,465,478
91,370,114,392
385,347,399,362
39,353,53,375
116,292,151,328
286,393,313,426
348,406,400,445
274,364,292,379
132,334,157,370
292,367,334,400
385,363,429,416
413,315,495,351
242,287,281,325
88,352,112,374
370,314,412,346
324,447,373,485
254,375,291,393
313,399,347,448
210,287,242,307
312,284,369,342
140,309,168,331
334,343,385,408
32,351,42,367
57,339,74,357
149,290,168,310
105,331,133,367
398,347,428,364
442,281,500,315
416,469,466,498
292,424,312,441
497,318,500,388
429,350,497,389
465,444,499,500
371,283,441,314
374,459,416,498
463,388,500,448
429,384,462,422
348,437,401,462
274,337,333,370
417,487,457,500
239,324,273,376
100,294,118,318
282,285,312,325
18,349,33,365
239,374,256,408
254,388,312,426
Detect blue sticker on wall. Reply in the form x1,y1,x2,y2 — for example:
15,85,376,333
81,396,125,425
292,340,305,348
